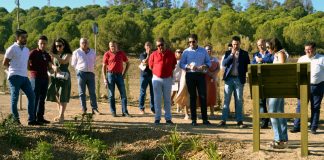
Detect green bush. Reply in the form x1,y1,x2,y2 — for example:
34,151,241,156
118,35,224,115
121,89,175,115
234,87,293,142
203,142,221,160
0,114,24,146
23,141,54,160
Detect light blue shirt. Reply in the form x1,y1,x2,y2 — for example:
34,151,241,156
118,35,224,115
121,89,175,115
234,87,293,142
180,46,211,72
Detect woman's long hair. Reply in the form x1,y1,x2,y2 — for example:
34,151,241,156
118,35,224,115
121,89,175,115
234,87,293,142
269,38,283,53
50,38,72,54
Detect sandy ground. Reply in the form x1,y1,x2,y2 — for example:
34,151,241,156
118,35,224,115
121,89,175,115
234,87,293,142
0,93,323,160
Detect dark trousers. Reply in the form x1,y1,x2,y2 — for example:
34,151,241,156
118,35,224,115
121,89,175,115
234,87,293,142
30,77,49,120
185,72,208,121
294,81,324,130
260,98,270,125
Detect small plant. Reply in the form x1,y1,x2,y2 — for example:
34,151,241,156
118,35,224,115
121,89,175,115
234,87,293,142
158,143,183,160
157,126,184,160
169,126,182,149
203,142,221,160
63,118,110,160
188,136,202,152
111,141,126,156
23,141,54,160
84,138,108,160
0,114,24,146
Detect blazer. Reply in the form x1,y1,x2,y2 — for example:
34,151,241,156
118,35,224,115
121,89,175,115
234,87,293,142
222,49,250,84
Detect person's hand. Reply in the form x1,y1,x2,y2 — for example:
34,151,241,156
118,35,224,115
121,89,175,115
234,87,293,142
104,80,108,88
197,65,207,71
190,65,197,71
256,57,263,63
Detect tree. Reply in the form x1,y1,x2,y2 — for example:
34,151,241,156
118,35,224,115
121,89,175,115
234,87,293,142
196,0,208,11
97,15,141,54
283,0,303,10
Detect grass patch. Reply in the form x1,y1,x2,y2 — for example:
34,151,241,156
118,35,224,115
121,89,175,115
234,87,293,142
23,141,54,160
0,114,25,147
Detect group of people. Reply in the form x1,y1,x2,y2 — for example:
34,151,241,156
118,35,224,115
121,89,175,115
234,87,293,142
2,29,323,150
250,38,324,149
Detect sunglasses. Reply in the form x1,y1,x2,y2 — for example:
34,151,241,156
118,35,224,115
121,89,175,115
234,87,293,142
56,45,63,48
157,44,164,47
189,40,196,44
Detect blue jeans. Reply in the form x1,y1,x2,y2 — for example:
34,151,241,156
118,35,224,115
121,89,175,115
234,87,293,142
107,73,128,114
138,75,154,111
222,77,244,122
293,81,324,130
269,98,287,141
152,75,172,121
9,75,35,122
77,71,98,112
30,77,48,120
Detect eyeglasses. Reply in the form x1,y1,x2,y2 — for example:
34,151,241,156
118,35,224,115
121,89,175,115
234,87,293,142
157,44,164,47
56,45,63,48
189,40,196,44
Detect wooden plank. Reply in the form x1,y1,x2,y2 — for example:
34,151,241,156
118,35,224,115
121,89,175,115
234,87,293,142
300,85,308,157
263,84,297,89
263,88,298,98
252,85,260,152
262,77,297,83
260,113,300,118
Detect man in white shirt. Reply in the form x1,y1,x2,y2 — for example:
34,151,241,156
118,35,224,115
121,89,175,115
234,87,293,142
290,42,324,134
71,38,101,115
2,29,40,125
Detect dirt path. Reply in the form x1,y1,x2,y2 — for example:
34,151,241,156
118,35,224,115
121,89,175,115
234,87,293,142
0,94,323,160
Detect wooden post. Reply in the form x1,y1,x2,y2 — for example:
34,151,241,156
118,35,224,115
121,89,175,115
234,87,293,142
300,84,308,157
252,85,260,152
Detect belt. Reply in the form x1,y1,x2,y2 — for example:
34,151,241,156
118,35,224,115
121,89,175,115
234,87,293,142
108,71,122,74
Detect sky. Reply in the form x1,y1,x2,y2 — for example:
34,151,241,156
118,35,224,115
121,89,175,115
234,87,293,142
0,0,323,12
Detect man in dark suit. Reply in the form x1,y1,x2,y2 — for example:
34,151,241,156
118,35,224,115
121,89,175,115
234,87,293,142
218,36,250,128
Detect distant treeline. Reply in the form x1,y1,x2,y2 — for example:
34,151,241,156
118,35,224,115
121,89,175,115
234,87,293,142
0,1,323,55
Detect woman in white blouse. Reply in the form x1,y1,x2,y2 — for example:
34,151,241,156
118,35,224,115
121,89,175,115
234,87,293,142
267,38,289,149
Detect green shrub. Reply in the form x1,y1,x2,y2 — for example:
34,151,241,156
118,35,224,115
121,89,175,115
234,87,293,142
188,136,203,152
0,114,24,146
203,142,221,160
23,141,54,160
157,126,184,160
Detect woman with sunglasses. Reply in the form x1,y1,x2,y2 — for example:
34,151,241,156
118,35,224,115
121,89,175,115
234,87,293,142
47,38,72,123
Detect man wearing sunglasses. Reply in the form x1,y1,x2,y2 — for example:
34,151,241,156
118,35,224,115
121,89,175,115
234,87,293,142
180,34,211,126
251,39,273,129
148,38,177,125
218,36,250,128
2,29,40,125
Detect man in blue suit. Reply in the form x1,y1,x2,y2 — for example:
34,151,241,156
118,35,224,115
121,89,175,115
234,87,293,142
251,39,274,129
218,36,250,128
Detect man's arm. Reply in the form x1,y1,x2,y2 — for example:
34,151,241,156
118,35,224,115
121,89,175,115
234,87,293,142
222,52,234,67
123,61,130,79
179,51,188,70
102,63,108,88
251,53,258,64
2,58,10,69
71,51,78,69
